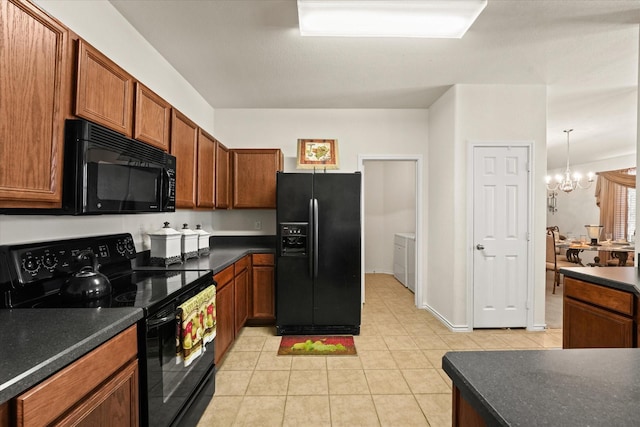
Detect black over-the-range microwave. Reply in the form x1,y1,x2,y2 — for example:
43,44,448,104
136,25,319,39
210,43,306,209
3,119,176,215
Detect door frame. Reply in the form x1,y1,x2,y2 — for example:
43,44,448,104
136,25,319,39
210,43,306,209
358,154,424,308
466,141,536,330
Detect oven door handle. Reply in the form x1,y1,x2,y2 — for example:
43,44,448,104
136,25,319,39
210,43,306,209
147,312,178,329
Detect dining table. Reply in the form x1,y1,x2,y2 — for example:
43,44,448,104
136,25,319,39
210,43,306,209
556,240,635,266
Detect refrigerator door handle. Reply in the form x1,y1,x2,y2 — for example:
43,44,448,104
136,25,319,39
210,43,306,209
308,198,314,277
313,198,319,278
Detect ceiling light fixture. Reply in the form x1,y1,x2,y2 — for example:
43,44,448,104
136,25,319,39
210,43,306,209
545,129,594,193
297,0,488,38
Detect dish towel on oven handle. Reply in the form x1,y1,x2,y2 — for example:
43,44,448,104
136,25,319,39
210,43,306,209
176,285,216,367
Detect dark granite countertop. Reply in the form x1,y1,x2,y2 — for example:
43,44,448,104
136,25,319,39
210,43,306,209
0,307,142,405
559,266,640,296
443,349,640,426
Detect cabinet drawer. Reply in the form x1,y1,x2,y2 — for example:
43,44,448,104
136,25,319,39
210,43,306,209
15,325,137,427
252,253,274,266
235,255,250,273
215,265,234,289
564,277,634,316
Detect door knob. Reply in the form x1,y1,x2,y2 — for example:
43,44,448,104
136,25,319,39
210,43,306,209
476,244,484,250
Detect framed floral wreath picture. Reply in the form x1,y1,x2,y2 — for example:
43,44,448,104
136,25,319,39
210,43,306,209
296,139,339,169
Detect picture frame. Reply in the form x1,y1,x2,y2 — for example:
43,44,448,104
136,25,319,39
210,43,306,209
296,139,339,169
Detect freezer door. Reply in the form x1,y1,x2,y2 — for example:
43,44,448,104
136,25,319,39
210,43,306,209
276,173,314,328
312,173,362,327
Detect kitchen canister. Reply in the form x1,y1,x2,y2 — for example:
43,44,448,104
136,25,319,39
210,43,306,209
194,224,211,256
181,224,199,261
149,222,183,266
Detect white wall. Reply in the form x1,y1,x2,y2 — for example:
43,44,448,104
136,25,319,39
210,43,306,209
428,84,548,330
363,160,416,274
212,109,429,243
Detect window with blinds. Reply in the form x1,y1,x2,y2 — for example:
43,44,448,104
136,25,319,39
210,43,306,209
613,168,636,241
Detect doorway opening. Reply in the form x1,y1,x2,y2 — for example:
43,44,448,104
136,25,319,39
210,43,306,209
358,155,423,308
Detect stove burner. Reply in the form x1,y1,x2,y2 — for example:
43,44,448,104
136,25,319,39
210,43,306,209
114,291,139,304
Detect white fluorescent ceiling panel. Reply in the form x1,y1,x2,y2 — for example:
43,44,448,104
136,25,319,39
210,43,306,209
297,0,488,38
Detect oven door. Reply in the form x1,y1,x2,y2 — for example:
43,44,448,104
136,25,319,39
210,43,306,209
144,303,215,427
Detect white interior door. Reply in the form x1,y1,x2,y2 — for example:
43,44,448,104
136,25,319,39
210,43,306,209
473,145,529,328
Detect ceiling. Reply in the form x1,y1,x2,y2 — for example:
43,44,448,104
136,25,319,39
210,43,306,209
108,0,640,169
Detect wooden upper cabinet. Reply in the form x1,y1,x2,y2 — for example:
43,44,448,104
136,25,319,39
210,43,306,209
197,129,216,209
231,149,283,208
0,0,70,208
75,39,134,137
134,82,171,151
171,109,198,208
216,142,230,209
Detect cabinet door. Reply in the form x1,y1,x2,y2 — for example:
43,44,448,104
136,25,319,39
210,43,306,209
252,265,275,320
214,266,235,364
171,110,198,208
234,258,250,333
14,326,137,426
251,254,275,321
215,142,230,209
0,0,69,208
197,129,216,209
56,360,138,427
76,40,134,137
231,149,283,208
134,82,171,151
563,297,634,349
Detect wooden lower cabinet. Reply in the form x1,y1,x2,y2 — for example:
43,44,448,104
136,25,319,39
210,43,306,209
250,253,275,323
13,325,138,427
213,255,257,363
452,386,486,427
214,265,235,364
0,401,8,427
563,277,636,349
234,256,250,334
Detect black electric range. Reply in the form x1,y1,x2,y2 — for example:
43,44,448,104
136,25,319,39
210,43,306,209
0,233,216,427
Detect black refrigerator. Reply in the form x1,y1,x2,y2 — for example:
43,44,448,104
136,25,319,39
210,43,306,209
276,171,361,335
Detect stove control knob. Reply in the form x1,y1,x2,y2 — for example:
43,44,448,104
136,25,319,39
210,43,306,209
116,241,126,256
42,254,58,270
125,239,135,253
22,256,40,274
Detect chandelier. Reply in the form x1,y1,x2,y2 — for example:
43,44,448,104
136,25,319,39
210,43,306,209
545,129,594,193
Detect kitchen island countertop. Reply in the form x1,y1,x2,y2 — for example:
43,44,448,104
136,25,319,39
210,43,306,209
443,348,640,426
0,307,142,405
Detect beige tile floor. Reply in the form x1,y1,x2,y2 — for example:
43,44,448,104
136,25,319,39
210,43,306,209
197,273,562,426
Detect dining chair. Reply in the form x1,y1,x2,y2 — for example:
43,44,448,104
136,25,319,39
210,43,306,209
546,229,576,294
606,251,635,266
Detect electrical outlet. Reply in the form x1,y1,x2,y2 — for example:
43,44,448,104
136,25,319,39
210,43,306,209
254,220,262,230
